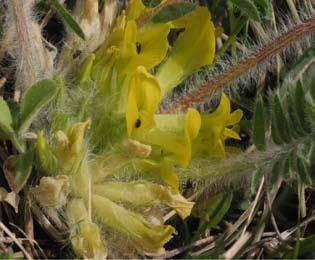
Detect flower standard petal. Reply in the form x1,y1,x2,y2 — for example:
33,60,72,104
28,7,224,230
156,7,216,96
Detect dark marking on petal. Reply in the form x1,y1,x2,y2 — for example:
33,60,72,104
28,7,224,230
136,42,141,54
135,119,141,128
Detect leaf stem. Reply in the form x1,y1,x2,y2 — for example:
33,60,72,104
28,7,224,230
216,16,248,59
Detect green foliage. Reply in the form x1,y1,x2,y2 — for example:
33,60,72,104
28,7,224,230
152,2,196,23
49,0,85,40
229,0,261,21
0,97,14,139
253,0,272,19
253,78,315,185
18,79,59,134
195,193,233,236
142,0,162,8
3,150,34,193
252,98,266,150
0,247,14,260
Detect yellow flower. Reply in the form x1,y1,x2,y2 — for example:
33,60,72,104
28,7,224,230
141,108,201,167
66,198,107,259
93,181,194,219
126,0,146,20
194,94,243,157
92,194,175,255
32,175,70,208
126,66,161,138
119,22,171,74
156,6,216,96
54,120,91,175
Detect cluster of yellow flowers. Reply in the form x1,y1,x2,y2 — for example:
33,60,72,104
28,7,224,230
33,0,243,258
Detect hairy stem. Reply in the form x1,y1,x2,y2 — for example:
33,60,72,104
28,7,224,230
162,15,315,113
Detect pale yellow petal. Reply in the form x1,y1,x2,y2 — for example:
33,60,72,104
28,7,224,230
93,181,194,219
92,194,175,254
66,198,107,259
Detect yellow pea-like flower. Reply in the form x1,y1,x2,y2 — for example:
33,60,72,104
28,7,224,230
194,94,243,157
141,108,201,167
156,6,216,96
126,66,161,138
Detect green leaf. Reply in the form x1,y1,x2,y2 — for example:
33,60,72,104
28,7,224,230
253,98,266,150
18,80,59,134
282,152,294,179
49,0,85,40
152,2,197,23
142,0,162,8
0,247,14,260
295,81,313,133
253,0,272,19
271,112,282,145
270,157,284,187
229,0,261,21
272,94,291,143
3,151,34,193
196,193,233,234
284,235,315,258
283,47,315,88
287,90,306,137
297,156,312,185
0,97,14,139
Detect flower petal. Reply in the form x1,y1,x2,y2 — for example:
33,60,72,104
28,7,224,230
159,159,179,191
93,181,194,219
92,194,175,254
126,0,146,20
227,109,243,126
126,66,161,138
156,7,216,96
194,94,231,157
223,128,241,140
66,198,107,259
32,175,69,208
142,108,201,167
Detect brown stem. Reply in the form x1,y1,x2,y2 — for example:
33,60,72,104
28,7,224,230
162,15,315,113
24,200,34,258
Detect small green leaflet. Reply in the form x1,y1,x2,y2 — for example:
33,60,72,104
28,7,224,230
229,0,261,21
152,2,196,23
253,98,265,151
253,0,272,19
49,0,85,40
18,79,59,134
